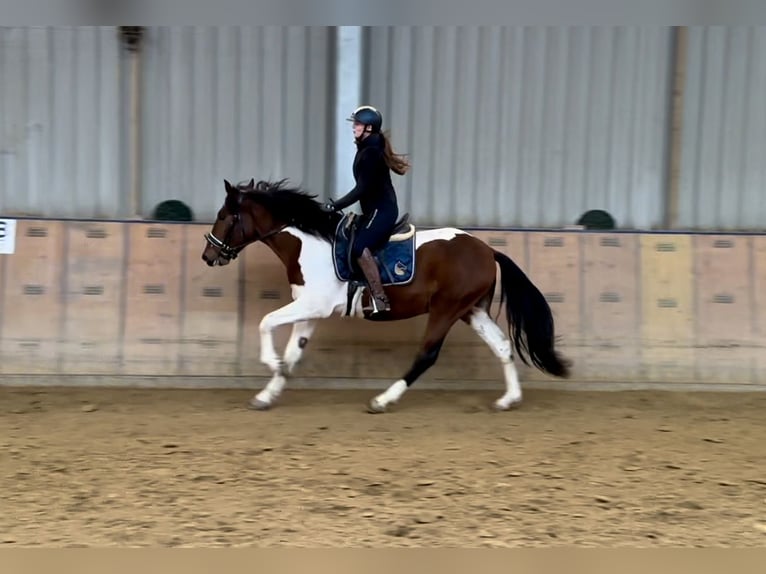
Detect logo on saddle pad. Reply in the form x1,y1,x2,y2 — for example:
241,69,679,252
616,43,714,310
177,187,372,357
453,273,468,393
394,261,408,277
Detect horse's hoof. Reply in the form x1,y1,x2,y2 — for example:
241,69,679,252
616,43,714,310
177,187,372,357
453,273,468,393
248,398,272,411
366,399,387,414
492,399,522,412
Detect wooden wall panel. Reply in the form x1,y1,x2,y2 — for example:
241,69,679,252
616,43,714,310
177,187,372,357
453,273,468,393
122,224,184,375
528,233,582,340
525,232,583,381
178,225,241,376
60,222,126,374
693,235,755,384
0,221,65,374
470,230,527,336
640,235,694,382
0,219,764,390
582,233,641,381
753,236,766,385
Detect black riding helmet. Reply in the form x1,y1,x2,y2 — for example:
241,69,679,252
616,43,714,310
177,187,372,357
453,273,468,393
347,105,383,135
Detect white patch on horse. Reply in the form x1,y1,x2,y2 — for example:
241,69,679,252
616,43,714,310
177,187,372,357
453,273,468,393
415,227,468,248
253,373,286,408
369,379,408,413
251,229,344,407
468,307,522,410
284,228,350,317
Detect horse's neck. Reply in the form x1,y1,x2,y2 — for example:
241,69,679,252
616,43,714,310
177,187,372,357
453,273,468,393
264,229,305,284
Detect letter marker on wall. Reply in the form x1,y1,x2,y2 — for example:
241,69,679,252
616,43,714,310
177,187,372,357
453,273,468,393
0,219,17,255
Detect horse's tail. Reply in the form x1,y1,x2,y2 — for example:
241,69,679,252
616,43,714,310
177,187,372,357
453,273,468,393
492,250,572,378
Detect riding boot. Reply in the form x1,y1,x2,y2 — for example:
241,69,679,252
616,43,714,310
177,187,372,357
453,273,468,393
356,248,391,315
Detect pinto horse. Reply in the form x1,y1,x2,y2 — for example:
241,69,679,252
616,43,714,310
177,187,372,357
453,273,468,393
201,178,571,413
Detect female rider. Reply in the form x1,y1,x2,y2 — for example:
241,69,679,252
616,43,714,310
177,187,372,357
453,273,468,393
325,105,410,316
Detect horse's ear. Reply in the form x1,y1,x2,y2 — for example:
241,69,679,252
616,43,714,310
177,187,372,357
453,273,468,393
225,180,242,204
225,190,241,213
223,180,241,211
248,178,255,189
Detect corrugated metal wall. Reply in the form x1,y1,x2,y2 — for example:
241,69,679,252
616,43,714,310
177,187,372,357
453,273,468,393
139,26,335,221
0,26,125,218
677,26,766,230
4,26,766,231
362,26,674,229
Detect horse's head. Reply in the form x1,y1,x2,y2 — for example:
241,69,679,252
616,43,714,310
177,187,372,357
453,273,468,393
201,178,282,266
202,177,340,267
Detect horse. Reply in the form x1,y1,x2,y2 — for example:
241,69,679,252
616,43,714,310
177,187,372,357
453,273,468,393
201,178,572,413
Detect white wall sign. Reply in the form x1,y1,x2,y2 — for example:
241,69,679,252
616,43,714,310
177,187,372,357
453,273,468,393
0,218,17,255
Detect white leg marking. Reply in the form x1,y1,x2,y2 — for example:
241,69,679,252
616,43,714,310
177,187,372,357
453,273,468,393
283,320,317,373
259,299,328,369
254,297,332,409
259,328,282,374
368,379,408,413
469,308,522,410
252,373,287,409
251,320,317,410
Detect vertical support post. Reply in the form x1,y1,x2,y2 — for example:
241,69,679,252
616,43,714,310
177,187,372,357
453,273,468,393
664,26,688,230
119,26,145,219
333,26,363,205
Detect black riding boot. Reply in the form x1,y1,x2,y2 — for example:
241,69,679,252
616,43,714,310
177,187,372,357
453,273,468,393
356,248,391,315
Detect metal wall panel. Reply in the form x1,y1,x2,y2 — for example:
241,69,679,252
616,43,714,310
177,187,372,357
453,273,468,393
7,25,766,231
139,26,335,222
677,26,766,230
362,26,674,229
0,26,125,218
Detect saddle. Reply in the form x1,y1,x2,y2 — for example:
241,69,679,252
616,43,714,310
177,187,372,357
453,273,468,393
389,213,415,240
332,211,417,290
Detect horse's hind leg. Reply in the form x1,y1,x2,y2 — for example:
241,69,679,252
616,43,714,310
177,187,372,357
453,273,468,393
464,307,522,410
367,305,463,414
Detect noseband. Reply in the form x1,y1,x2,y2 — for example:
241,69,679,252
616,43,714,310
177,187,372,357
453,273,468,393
204,213,287,262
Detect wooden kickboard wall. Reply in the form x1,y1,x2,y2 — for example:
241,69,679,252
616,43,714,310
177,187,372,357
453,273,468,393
0,218,764,388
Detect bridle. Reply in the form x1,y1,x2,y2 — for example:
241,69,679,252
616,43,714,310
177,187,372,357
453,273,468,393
204,212,287,262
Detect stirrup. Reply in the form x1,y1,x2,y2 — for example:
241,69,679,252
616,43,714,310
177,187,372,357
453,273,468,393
369,293,391,315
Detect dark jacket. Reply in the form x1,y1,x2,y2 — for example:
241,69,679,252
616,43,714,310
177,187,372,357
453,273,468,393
332,133,398,216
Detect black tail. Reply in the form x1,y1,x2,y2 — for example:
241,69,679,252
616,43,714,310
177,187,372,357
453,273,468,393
492,250,572,378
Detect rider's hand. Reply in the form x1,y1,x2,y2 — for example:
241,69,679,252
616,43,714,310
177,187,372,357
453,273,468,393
322,199,337,212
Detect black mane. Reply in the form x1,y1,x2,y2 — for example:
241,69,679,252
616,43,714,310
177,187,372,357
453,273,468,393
240,179,342,242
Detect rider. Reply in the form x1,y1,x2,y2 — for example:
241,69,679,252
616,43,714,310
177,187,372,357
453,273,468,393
324,105,410,316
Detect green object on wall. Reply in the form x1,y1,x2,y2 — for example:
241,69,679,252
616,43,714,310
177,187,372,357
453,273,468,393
577,209,616,230
152,200,194,222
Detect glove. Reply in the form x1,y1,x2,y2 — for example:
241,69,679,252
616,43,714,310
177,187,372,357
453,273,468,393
322,199,338,212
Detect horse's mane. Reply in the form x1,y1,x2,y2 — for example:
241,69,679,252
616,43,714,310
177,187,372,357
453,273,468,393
238,179,342,242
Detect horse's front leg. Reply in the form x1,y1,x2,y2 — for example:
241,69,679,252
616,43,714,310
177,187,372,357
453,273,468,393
250,298,329,410
283,320,317,374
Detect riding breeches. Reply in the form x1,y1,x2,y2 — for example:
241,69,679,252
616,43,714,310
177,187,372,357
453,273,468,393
351,204,398,259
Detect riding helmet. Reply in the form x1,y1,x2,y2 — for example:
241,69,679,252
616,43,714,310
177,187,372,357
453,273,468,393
347,105,383,133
